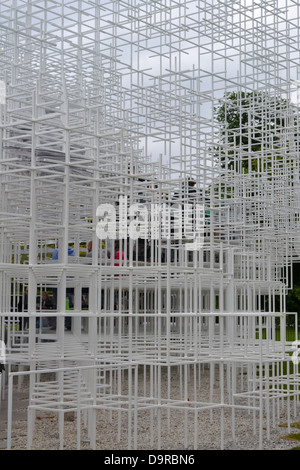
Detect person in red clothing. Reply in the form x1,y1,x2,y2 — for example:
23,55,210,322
113,240,128,310
114,240,127,266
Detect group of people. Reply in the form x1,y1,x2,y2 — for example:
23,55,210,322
16,182,203,333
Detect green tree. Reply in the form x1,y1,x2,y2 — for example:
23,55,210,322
214,90,300,330
286,262,300,330
214,90,296,174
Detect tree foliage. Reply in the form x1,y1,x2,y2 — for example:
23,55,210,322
214,90,297,173
214,90,300,326
286,263,300,328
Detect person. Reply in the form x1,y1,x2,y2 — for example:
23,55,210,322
86,240,110,264
41,291,53,309
52,241,75,318
86,240,93,257
86,241,110,310
18,286,29,330
40,291,55,329
64,289,73,330
52,241,75,260
130,238,150,262
114,240,128,310
172,177,203,262
114,240,127,266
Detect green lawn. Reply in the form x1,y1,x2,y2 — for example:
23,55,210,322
258,326,299,342
280,423,300,450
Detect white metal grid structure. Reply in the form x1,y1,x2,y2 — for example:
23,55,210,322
0,0,300,450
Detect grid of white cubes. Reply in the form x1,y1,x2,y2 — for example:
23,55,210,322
0,0,299,450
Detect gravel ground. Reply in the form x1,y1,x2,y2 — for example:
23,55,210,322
1,367,300,451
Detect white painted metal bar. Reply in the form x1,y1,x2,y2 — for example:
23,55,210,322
0,0,299,451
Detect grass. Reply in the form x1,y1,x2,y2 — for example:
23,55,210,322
280,423,300,450
280,422,300,430
281,433,300,441
264,326,300,342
